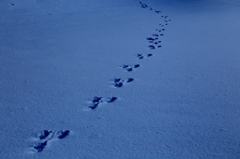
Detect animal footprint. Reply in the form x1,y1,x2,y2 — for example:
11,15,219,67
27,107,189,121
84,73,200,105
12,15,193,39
127,78,134,83
137,53,152,59
113,78,124,88
88,97,103,110
161,15,168,18
137,53,144,59
134,64,140,68
146,37,155,43
139,1,148,8
112,78,134,88
38,130,52,140
57,130,70,139
105,97,117,103
122,65,133,72
146,35,161,44
33,141,48,152
139,1,163,16
88,96,117,110
149,45,155,50
121,64,140,72
30,130,71,153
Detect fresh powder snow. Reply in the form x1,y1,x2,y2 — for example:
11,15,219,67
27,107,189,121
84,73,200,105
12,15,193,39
0,0,240,158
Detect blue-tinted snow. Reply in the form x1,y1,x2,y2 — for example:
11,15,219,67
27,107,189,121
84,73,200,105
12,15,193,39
0,0,240,158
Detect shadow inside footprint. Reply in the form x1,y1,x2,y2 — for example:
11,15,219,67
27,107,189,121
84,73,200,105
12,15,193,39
122,65,133,72
89,103,99,110
122,65,129,68
139,2,148,8
39,130,52,140
115,83,123,88
149,45,155,50
89,97,102,110
122,64,140,71
34,141,48,152
146,37,155,43
106,97,117,103
58,130,70,139
92,97,102,103
137,54,144,59
127,78,134,83
134,64,140,68
114,78,124,88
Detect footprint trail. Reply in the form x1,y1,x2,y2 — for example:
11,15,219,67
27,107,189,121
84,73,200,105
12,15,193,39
28,130,71,153
27,1,172,155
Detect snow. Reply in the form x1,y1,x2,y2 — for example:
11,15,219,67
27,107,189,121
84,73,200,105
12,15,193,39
0,0,240,158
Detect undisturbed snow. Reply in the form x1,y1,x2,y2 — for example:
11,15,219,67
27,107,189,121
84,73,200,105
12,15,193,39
0,0,240,158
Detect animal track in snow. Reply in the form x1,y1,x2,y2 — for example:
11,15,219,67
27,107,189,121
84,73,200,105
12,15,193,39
105,97,118,103
88,96,103,110
127,78,134,83
139,1,163,14
33,141,48,152
38,130,52,140
86,2,171,112
146,36,163,49
139,1,148,8
88,96,117,110
121,64,140,72
149,45,156,50
146,37,157,43
155,10,162,14
85,2,171,111
146,33,164,48
136,53,152,59
137,53,144,59
112,78,134,88
139,1,172,50
113,78,124,87
147,53,153,57
29,130,71,153
57,130,70,139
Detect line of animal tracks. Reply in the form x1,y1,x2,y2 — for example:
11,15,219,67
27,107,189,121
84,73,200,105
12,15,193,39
28,1,172,153
86,1,171,111
87,1,171,110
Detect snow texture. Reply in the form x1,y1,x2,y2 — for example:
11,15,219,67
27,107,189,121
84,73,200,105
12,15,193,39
0,0,240,158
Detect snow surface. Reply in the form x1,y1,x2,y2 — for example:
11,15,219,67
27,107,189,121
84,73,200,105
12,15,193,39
0,0,240,158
